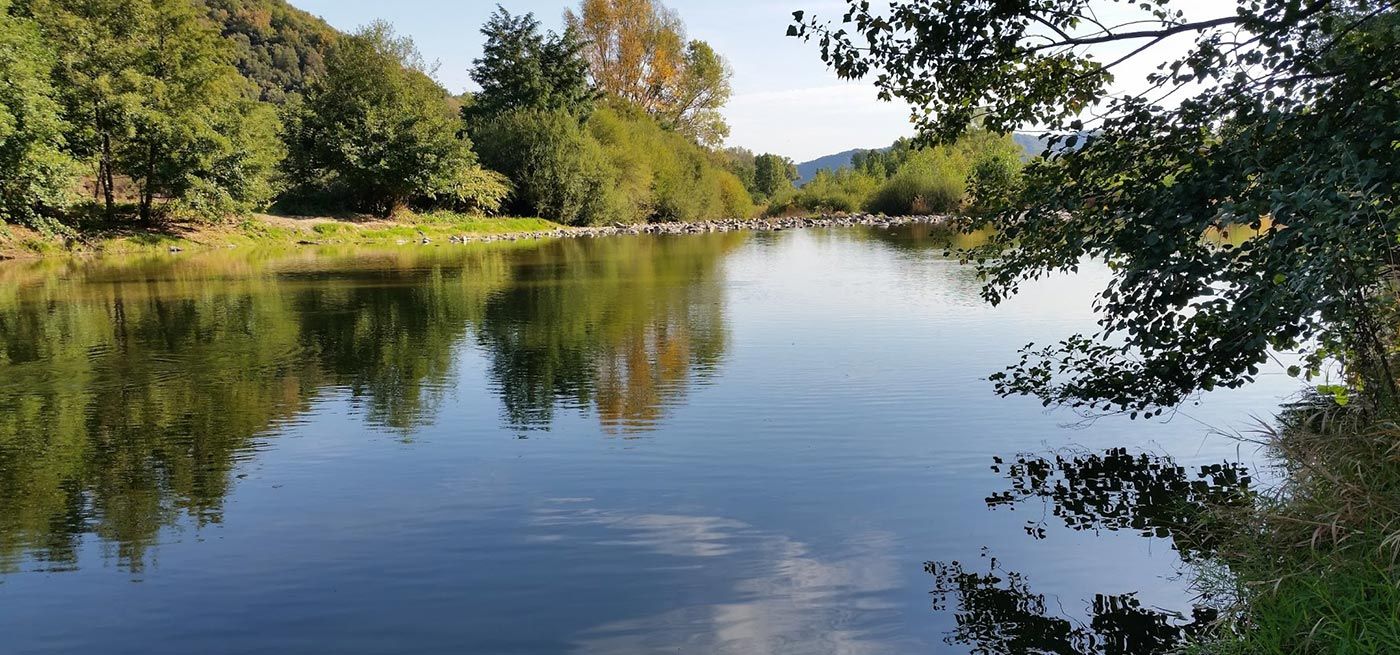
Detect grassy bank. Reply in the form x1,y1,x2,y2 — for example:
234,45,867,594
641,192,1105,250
0,212,563,260
1192,399,1400,654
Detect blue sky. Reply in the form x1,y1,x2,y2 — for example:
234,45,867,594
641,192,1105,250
286,1,1221,161
286,1,913,161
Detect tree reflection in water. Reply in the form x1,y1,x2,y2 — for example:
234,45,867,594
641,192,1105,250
923,448,1254,653
927,551,1217,655
0,233,742,572
986,448,1253,561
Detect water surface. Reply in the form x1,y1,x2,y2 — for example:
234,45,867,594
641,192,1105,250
0,226,1293,654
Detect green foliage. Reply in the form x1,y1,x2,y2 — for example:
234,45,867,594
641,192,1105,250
752,153,798,200
0,3,77,232
30,0,282,223
586,104,753,222
285,22,482,218
966,151,1023,214
473,107,615,225
867,148,966,215
468,6,594,120
768,131,1020,216
422,166,511,215
794,0,1400,414
718,147,757,195
475,103,754,225
200,0,338,103
769,168,880,215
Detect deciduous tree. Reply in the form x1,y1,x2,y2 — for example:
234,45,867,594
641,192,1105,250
567,0,732,146
0,1,76,231
793,1,1400,413
286,22,493,217
752,153,797,200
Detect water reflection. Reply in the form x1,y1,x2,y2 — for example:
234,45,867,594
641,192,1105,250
920,448,1252,653
475,235,736,433
0,233,741,572
926,552,1217,655
985,448,1253,561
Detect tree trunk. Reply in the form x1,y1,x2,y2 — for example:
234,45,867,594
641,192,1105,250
101,133,115,219
139,143,156,223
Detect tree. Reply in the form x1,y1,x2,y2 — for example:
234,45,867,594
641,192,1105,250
29,0,282,222
0,2,76,231
472,107,615,225
123,0,278,222
566,0,733,147
468,5,593,120
286,22,490,217
752,153,797,200
793,2,1400,414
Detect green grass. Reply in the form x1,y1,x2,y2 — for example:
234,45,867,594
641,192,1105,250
1189,400,1400,655
3,211,567,259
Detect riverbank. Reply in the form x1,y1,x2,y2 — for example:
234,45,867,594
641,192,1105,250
1189,398,1400,654
0,211,954,260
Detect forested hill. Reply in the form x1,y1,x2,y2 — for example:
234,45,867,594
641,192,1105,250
201,0,339,103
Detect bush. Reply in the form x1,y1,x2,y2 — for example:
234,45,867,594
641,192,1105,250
586,104,754,223
966,153,1023,213
866,148,966,215
422,166,512,215
767,168,880,215
473,107,616,225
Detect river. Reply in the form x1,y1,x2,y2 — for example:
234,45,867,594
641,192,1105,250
0,224,1294,654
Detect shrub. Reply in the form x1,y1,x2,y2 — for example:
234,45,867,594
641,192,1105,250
866,148,966,215
473,107,616,225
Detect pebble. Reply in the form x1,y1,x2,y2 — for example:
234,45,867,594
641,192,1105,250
436,214,952,246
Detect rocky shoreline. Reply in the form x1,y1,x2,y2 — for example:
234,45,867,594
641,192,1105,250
439,214,954,245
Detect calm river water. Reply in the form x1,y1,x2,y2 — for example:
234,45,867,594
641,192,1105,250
0,225,1293,654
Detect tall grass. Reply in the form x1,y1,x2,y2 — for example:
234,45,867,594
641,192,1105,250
1193,398,1400,654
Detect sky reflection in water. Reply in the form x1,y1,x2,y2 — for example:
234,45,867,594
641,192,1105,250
0,226,1295,654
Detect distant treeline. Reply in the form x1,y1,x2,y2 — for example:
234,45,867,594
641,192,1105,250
770,132,1024,217
0,0,1020,233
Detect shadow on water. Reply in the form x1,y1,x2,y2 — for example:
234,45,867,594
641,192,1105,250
927,551,1217,655
986,448,1253,562
924,448,1255,654
0,232,742,572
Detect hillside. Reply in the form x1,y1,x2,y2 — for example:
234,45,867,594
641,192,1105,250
201,0,340,103
795,148,864,185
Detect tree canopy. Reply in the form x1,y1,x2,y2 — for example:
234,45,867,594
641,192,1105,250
286,22,501,217
468,6,594,120
793,0,1400,414
0,1,76,231
567,0,733,147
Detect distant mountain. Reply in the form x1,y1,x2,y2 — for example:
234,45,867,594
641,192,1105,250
795,148,865,185
795,132,1058,185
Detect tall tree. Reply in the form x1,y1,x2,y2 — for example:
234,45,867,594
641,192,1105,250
30,0,281,221
29,0,144,217
566,0,732,147
468,6,593,120
123,0,276,221
0,1,76,231
792,2,1400,413
752,153,797,199
286,22,489,217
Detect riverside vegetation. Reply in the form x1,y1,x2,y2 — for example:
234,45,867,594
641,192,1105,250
793,0,1400,652
0,0,1023,258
